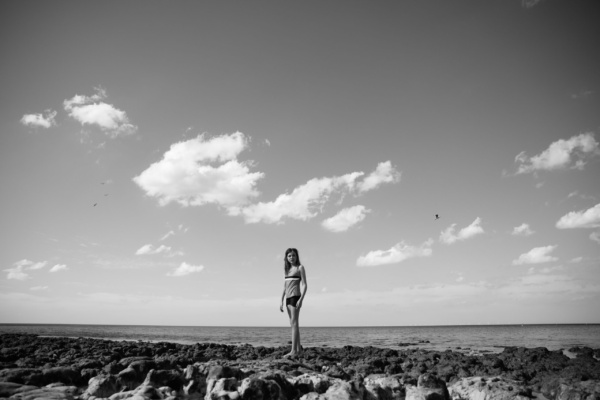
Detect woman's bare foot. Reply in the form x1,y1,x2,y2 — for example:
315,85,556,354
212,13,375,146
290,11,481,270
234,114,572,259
283,352,297,359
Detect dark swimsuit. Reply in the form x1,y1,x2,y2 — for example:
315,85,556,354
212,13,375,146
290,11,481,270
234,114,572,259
286,295,300,307
285,270,301,307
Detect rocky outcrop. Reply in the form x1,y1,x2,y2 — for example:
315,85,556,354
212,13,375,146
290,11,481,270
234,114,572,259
0,334,598,400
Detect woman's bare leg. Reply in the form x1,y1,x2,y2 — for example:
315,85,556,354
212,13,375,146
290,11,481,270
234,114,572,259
285,305,301,357
294,307,302,355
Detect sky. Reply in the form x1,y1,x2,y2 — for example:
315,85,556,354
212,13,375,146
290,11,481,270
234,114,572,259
1,0,599,327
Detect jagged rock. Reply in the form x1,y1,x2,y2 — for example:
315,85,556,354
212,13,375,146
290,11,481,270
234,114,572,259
364,374,404,400
142,369,184,391
109,384,163,400
0,368,41,385
7,384,79,400
541,379,600,400
82,374,119,400
36,367,82,387
325,365,351,381
290,373,334,396
321,380,369,400
238,376,284,400
448,377,531,400
205,377,239,400
405,373,449,400
0,382,39,398
118,367,142,390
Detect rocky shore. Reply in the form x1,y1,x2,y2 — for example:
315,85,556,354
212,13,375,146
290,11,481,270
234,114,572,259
1,334,598,400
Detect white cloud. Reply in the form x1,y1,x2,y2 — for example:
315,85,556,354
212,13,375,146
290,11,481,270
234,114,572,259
322,205,370,232
178,224,189,233
591,231,600,244
356,161,401,193
160,231,175,241
439,217,484,244
512,223,534,236
570,257,583,263
356,239,433,267
4,259,50,280
134,132,264,208
27,261,48,270
13,259,48,270
234,172,363,224
4,266,29,280
49,264,68,272
20,110,57,128
63,87,137,137
235,162,399,224
556,203,600,229
167,262,204,277
135,244,173,255
515,133,599,174
512,245,558,265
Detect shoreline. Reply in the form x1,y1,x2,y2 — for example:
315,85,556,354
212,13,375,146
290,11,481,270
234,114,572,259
1,333,599,400
3,324,600,352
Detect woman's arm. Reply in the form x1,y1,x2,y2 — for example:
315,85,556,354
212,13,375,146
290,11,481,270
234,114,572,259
297,265,308,308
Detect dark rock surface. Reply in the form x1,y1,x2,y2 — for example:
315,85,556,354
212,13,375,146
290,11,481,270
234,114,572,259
0,334,598,400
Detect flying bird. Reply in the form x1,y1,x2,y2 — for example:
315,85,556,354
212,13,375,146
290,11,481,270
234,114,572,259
435,214,440,220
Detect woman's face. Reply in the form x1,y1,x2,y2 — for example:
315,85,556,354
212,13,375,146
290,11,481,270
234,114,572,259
287,251,297,265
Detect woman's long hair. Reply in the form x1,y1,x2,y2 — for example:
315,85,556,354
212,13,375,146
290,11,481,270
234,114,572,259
284,248,300,275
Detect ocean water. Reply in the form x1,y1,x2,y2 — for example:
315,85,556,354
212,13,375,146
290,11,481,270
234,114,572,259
1,324,599,354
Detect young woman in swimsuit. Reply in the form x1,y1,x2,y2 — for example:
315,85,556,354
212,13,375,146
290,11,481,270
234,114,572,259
280,247,307,358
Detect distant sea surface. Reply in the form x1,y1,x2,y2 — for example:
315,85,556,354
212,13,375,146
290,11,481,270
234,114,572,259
1,324,599,353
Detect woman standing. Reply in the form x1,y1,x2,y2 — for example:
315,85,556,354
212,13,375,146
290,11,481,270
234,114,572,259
280,248,308,358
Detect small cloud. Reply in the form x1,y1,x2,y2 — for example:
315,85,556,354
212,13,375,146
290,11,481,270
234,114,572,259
27,261,48,270
4,259,49,280
514,133,599,174
440,217,484,244
4,265,29,280
356,239,433,267
556,203,600,229
49,264,68,272
512,245,558,265
321,287,327,292
456,276,465,283
322,205,370,233
566,191,597,202
63,87,137,138
20,109,57,128
356,161,401,193
159,231,175,241
30,286,49,291
135,244,175,256
591,231,600,244
167,262,204,277
512,223,534,236
570,257,583,263
265,139,271,147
